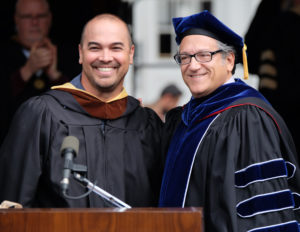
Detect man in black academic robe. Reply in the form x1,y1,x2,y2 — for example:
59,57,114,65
0,14,163,208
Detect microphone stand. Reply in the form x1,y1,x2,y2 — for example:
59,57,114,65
61,160,131,209
73,172,132,209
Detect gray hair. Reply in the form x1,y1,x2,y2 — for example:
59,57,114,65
217,40,237,74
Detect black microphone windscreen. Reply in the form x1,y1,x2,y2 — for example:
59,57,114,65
60,136,79,156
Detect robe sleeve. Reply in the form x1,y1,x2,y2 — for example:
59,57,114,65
0,96,52,207
161,107,183,162
197,104,300,231
143,107,164,204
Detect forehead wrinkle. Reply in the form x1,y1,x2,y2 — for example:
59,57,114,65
179,36,218,53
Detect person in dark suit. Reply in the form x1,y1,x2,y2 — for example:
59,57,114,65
0,0,80,145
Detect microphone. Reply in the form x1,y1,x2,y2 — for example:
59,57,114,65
60,136,79,195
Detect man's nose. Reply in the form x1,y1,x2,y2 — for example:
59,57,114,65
31,17,40,25
188,56,202,70
99,49,113,62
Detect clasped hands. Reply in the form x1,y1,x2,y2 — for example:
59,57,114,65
21,38,61,82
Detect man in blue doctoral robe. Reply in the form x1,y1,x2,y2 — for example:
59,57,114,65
159,10,300,232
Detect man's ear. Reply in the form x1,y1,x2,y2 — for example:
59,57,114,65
226,52,235,72
129,44,135,64
78,44,83,64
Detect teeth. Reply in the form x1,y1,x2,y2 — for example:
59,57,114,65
191,73,206,77
98,67,113,72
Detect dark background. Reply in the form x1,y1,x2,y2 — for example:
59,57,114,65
0,0,132,46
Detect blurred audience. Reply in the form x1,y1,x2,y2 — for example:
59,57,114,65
147,84,182,121
0,0,80,145
244,0,286,74
245,0,300,154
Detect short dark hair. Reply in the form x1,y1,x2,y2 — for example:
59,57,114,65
161,84,182,97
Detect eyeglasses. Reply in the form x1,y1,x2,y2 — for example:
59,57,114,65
17,13,50,21
174,50,223,65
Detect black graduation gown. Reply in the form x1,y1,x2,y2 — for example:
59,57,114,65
0,89,163,207
161,97,300,231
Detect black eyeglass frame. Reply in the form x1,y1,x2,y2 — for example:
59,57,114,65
174,49,223,65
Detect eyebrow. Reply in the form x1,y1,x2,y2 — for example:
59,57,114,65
179,49,216,54
87,42,100,47
111,42,125,47
87,41,125,47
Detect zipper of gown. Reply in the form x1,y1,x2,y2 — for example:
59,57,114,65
100,119,108,204
101,120,106,138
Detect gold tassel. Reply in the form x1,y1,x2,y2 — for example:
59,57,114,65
242,44,249,80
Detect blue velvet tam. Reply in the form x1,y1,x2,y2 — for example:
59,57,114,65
172,10,249,79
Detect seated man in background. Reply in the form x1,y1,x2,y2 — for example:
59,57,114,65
0,0,80,145
147,84,182,121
